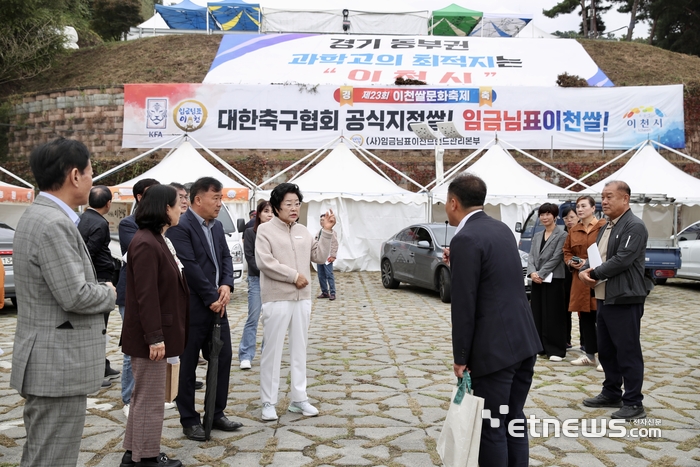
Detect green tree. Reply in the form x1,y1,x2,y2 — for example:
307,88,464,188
0,0,71,85
649,0,700,56
611,0,646,40
91,0,143,41
543,0,611,38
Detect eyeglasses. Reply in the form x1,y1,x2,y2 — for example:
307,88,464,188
178,195,188,200
283,201,301,209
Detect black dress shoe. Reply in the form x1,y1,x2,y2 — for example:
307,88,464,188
212,415,243,431
183,424,207,441
612,405,646,420
134,453,182,467
120,450,135,467
121,451,169,467
582,393,623,408
194,380,204,390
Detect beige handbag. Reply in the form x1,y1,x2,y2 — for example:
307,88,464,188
437,374,485,467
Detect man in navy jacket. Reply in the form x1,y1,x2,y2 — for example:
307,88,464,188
445,174,541,467
166,177,242,441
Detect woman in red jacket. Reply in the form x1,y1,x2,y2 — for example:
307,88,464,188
563,195,606,368
121,185,189,467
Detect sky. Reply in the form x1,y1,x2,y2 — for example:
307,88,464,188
181,0,650,39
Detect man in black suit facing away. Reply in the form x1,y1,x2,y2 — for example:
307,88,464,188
78,185,120,385
444,174,542,467
166,177,243,441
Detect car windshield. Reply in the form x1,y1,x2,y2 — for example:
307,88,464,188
217,206,235,234
430,225,457,247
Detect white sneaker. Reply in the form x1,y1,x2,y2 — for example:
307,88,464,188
122,404,129,418
288,400,319,417
164,402,176,410
240,359,252,370
596,363,604,372
261,403,278,421
571,355,596,366
549,355,564,362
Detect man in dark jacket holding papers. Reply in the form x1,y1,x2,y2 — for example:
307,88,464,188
579,180,648,420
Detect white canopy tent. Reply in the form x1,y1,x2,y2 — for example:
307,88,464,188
515,21,556,39
582,141,700,230
469,8,533,37
0,168,34,229
0,181,34,229
430,140,574,238
93,134,255,231
260,0,429,35
256,137,428,271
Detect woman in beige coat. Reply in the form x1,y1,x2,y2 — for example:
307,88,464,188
255,183,336,422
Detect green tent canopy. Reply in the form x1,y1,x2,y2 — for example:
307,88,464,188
430,4,482,36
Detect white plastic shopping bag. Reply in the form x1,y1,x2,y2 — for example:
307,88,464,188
437,374,485,467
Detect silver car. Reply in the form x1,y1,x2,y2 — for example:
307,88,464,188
380,223,531,303
677,220,700,281
0,223,15,307
380,223,456,303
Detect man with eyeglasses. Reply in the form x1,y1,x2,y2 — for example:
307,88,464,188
255,183,336,422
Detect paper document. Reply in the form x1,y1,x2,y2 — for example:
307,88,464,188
587,244,603,268
543,273,553,283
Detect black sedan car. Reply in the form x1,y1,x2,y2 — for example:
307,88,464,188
380,223,456,303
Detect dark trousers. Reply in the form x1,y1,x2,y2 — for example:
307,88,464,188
530,279,567,358
579,310,598,355
472,355,536,467
176,312,232,428
597,302,644,406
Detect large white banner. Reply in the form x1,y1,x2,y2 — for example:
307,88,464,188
203,34,612,87
123,83,685,150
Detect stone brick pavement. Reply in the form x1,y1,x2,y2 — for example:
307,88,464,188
0,273,698,466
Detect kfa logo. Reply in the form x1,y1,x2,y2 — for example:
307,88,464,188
146,98,168,130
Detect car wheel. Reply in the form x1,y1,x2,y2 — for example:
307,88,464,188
654,278,667,285
438,267,452,303
381,259,400,289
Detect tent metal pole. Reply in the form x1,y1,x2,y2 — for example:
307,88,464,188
431,147,480,189
186,133,257,189
651,140,700,165
499,139,588,188
345,137,426,191
258,136,341,188
428,138,495,190
93,134,184,183
0,166,33,189
565,140,644,189
427,191,433,222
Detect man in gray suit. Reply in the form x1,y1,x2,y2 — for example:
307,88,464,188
11,138,116,467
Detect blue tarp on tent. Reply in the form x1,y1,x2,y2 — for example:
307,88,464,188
208,0,260,31
155,0,218,30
